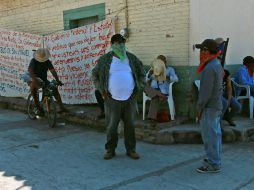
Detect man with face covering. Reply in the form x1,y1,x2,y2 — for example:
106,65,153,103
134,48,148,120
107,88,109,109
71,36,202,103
92,34,145,160
195,39,223,173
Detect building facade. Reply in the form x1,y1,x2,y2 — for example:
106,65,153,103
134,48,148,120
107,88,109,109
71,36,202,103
1,0,252,118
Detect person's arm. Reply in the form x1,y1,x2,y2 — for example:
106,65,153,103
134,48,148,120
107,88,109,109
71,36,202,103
237,67,254,92
226,75,232,104
196,67,214,113
28,59,38,82
49,69,61,83
166,67,178,82
47,61,62,85
92,58,102,92
28,67,36,79
28,59,37,80
146,68,153,82
238,71,250,85
92,56,110,99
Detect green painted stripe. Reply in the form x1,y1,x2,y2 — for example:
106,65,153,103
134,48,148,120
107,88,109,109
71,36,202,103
63,3,105,30
142,64,242,118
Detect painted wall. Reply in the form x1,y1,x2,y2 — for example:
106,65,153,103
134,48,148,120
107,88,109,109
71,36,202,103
190,0,254,67
0,0,192,116
0,0,190,67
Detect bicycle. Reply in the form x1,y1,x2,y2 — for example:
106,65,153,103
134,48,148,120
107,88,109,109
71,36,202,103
26,78,60,128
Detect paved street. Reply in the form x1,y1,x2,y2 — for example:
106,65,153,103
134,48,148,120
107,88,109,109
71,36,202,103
0,108,253,190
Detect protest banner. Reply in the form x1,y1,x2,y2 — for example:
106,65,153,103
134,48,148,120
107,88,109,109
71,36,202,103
44,18,114,104
0,29,42,97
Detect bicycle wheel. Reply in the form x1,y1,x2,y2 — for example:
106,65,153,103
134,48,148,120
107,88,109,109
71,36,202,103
27,94,37,120
45,96,57,128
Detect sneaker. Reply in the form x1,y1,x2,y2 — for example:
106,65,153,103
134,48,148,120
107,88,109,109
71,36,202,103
196,165,221,173
103,150,116,160
126,151,140,160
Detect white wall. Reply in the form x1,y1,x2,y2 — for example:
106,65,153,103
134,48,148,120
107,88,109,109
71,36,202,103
190,0,254,66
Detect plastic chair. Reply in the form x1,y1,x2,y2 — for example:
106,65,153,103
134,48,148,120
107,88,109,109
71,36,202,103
142,82,176,120
231,78,253,119
194,80,200,91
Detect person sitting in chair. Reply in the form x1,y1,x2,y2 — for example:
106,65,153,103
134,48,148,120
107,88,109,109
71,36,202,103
235,56,254,96
144,55,178,120
221,69,241,126
215,38,241,126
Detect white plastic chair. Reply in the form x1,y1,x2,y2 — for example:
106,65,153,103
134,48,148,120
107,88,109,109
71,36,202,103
231,78,253,119
142,81,176,120
194,80,200,91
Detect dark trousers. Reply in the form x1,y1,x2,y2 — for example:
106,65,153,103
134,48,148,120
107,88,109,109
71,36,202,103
95,90,104,113
104,96,136,152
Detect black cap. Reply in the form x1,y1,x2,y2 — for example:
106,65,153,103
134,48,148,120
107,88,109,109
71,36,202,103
111,34,126,44
195,39,218,53
243,56,254,65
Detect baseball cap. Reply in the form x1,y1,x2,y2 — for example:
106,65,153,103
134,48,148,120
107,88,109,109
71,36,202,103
195,39,219,53
111,34,126,44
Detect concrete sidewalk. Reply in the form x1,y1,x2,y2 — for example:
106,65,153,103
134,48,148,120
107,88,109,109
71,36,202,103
1,108,254,190
0,96,253,144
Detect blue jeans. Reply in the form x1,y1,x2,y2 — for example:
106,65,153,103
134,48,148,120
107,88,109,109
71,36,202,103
200,108,222,168
221,96,241,119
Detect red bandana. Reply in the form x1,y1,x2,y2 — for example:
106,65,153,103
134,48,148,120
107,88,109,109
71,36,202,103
246,65,254,77
197,51,221,74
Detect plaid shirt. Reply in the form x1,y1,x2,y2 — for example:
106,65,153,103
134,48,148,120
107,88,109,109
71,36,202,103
92,51,145,98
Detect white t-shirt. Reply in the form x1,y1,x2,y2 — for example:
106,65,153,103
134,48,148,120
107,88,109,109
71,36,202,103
108,56,135,100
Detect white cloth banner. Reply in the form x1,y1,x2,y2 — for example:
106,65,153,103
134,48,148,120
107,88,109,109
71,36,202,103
0,19,114,104
0,29,42,97
44,19,114,104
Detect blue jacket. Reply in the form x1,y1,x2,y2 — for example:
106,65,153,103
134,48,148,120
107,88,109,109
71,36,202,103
235,65,254,95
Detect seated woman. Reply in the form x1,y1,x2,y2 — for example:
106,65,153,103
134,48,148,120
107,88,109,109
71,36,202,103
215,38,241,126
144,55,178,120
221,69,241,126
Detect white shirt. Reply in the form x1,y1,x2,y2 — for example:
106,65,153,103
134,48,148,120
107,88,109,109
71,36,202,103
108,56,135,100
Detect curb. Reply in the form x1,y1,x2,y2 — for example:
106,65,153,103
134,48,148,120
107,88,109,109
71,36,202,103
1,96,253,144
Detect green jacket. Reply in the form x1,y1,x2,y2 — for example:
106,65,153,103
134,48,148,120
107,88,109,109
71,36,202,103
92,51,145,98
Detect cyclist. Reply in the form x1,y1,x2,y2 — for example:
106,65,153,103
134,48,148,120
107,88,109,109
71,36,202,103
28,48,67,116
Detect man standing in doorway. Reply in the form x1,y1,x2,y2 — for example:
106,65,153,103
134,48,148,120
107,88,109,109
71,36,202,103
92,34,145,160
195,39,223,173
